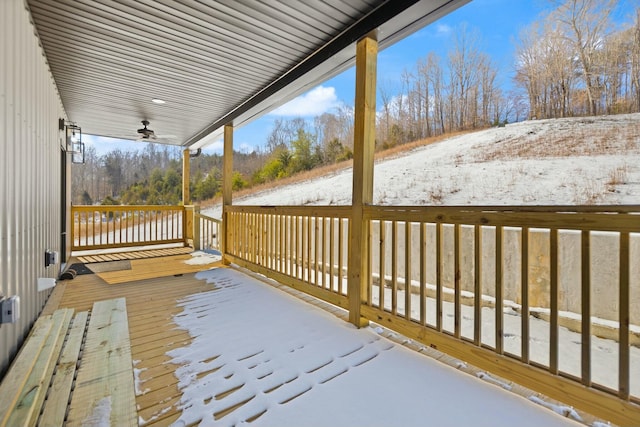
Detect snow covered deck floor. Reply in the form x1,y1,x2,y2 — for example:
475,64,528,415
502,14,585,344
39,252,602,426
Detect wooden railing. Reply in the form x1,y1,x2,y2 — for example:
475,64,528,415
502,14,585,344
71,205,185,251
224,204,640,426
193,211,222,252
225,206,351,308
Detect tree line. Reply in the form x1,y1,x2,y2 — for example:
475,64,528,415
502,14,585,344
71,144,265,205
515,0,640,118
72,0,640,206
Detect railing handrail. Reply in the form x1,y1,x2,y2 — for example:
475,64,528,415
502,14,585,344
72,204,183,212
194,211,222,224
364,205,640,232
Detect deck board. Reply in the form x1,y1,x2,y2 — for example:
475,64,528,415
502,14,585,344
77,246,192,264
40,311,89,426
3,308,73,427
66,298,137,427
95,254,221,284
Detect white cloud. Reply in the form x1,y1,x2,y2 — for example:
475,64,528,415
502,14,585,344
269,85,339,117
436,24,452,36
237,142,254,154
202,138,223,154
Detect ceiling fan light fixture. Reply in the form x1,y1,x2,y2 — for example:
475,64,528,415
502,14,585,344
151,98,166,104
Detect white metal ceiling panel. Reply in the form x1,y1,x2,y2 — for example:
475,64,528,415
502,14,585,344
26,0,470,148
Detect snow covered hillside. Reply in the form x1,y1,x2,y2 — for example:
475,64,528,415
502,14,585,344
204,113,639,218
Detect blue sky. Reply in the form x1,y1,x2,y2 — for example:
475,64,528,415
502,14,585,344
85,0,635,156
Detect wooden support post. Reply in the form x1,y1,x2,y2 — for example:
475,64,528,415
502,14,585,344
348,33,377,327
182,149,190,205
192,205,200,251
221,124,233,265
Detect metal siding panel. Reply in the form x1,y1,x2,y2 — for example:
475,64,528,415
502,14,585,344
0,0,65,377
0,0,9,376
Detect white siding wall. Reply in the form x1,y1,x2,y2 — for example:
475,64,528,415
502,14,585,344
0,0,67,376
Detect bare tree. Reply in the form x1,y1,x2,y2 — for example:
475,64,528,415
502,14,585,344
378,80,394,145
551,0,616,115
515,20,577,119
631,9,640,111
447,23,484,130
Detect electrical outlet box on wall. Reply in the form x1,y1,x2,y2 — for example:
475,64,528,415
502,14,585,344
0,296,20,324
44,250,59,267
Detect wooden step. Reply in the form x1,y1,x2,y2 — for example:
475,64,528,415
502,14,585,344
66,298,137,427
0,308,74,427
39,311,89,426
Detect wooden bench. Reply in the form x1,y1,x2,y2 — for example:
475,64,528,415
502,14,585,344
0,298,137,426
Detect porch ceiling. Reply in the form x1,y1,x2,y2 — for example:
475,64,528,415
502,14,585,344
27,0,468,149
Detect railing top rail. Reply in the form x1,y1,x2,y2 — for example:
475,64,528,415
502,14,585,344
365,204,640,214
363,205,639,233
226,205,352,218
194,212,222,224
72,205,185,212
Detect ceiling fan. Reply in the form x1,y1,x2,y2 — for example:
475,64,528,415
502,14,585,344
136,120,178,143
137,120,156,140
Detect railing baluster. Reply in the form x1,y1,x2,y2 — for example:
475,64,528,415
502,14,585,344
273,213,278,270
277,214,282,272
619,231,630,400
405,221,412,321
420,222,426,325
329,217,335,292
521,226,530,363
272,214,276,271
436,223,442,332
474,224,482,346
550,228,558,374
254,213,259,264
338,218,344,295
238,212,243,257
264,213,268,267
260,213,265,266
101,209,105,246
581,230,591,386
322,217,327,289
286,216,292,276
379,221,386,310
282,215,287,273
299,216,303,280
262,213,266,266
316,215,320,285
307,216,312,284
454,223,461,338
392,220,398,316
303,215,307,281
495,226,503,354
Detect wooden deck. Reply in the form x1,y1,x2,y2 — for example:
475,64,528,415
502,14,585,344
7,248,613,426
41,251,222,426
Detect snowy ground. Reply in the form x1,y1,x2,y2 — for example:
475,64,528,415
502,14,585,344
204,113,640,217
161,268,587,427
